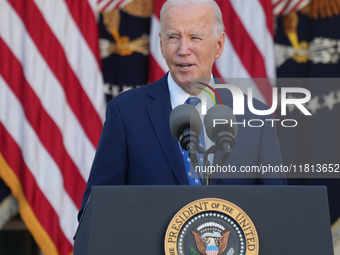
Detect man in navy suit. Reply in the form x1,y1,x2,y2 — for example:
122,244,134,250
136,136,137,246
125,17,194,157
79,0,286,219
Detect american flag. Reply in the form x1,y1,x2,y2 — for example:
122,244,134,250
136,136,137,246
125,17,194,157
149,0,310,105
0,0,105,254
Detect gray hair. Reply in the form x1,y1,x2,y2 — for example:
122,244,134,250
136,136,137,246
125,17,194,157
159,0,225,38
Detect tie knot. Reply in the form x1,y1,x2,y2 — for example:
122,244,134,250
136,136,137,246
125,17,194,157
186,97,201,107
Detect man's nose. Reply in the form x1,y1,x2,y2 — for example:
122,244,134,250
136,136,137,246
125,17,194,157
177,38,191,56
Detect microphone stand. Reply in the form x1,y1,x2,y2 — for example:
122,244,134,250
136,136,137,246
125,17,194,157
202,146,219,185
192,145,217,185
191,145,232,185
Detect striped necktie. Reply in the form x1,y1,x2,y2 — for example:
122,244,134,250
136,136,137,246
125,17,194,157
181,97,205,185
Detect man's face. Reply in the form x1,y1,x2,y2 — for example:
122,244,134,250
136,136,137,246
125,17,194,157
160,4,225,94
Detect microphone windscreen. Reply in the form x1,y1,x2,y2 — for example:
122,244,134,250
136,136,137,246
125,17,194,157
169,104,202,141
204,105,238,142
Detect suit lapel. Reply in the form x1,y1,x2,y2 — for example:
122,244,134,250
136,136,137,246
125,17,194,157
144,75,234,185
146,74,189,185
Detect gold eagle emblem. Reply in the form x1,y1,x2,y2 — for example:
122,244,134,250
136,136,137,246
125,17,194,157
100,0,153,57
191,230,231,255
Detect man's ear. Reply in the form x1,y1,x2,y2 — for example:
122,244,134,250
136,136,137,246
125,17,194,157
215,32,225,59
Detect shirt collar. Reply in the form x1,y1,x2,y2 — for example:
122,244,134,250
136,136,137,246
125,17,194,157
168,73,189,109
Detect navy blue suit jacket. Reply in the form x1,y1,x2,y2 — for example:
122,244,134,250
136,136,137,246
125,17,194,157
79,73,286,218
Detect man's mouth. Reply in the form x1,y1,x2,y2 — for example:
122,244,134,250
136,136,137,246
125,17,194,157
177,64,193,69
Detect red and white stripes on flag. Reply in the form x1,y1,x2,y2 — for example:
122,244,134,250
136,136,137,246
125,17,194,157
206,249,219,255
97,0,132,12
149,0,309,105
272,0,310,16
0,0,105,254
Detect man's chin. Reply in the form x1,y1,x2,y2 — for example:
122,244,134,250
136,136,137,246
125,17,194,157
176,83,191,94
177,83,203,96
172,73,204,94
177,76,197,88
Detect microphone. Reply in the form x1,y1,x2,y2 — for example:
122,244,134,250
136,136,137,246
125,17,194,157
169,104,203,168
204,105,238,166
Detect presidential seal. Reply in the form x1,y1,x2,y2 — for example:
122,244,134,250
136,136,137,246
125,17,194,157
164,198,259,255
